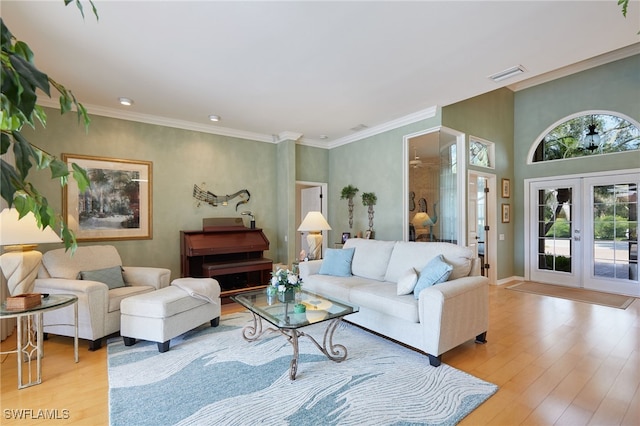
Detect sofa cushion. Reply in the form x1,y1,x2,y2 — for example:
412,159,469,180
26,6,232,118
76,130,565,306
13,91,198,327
385,241,473,283
42,245,123,280
79,266,125,289
349,281,419,323
318,248,355,277
302,274,375,302
343,239,396,281
396,268,418,295
413,255,453,299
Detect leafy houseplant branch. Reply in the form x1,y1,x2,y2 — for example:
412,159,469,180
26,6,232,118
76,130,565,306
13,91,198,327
1,1,97,252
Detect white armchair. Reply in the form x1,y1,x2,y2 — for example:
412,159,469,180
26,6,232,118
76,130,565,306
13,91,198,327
34,245,171,350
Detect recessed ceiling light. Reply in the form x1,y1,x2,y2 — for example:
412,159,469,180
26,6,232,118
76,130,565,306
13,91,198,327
118,97,134,106
208,115,221,122
488,65,526,82
319,135,328,140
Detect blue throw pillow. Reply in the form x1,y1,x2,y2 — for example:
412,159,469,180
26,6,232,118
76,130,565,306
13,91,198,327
413,255,453,299
79,265,126,290
318,248,355,277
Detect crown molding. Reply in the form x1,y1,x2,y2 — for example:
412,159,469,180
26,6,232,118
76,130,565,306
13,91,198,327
508,42,640,92
276,131,303,143
37,99,275,143
324,106,438,149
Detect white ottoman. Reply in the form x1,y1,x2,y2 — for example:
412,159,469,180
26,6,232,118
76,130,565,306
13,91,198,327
120,278,221,352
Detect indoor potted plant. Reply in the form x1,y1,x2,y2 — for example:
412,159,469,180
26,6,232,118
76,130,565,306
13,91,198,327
361,192,377,237
340,185,359,229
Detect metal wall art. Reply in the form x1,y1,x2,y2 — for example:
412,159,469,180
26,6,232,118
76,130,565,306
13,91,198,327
193,184,250,210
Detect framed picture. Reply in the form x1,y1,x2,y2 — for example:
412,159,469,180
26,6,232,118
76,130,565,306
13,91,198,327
341,232,350,244
501,178,511,198
62,154,153,241
501,203,511,223
364,230,372,239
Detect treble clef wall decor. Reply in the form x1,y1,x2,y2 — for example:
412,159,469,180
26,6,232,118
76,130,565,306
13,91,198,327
193,184,251,211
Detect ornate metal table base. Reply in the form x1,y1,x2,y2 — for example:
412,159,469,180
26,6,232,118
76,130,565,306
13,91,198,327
1,295,79,389
241,312,348,380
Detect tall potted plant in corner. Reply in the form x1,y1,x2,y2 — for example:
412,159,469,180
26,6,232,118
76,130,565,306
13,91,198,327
361,192,377,236
340,185,359,229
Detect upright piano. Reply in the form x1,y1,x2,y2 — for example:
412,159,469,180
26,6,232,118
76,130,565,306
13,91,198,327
180,218,272,299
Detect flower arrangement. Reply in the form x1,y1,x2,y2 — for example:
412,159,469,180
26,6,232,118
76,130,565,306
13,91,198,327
269,268,302,293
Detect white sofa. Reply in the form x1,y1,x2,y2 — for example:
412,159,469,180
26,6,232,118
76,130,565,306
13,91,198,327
299,238,489,366
34,245,171,350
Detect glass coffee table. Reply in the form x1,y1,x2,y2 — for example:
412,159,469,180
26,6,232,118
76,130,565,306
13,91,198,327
231,289,358,380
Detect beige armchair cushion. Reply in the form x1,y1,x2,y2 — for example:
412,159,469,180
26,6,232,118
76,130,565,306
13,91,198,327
42,245,124,280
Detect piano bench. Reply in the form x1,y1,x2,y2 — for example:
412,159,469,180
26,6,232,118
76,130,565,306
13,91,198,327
120,281,221,353
202,258,273,277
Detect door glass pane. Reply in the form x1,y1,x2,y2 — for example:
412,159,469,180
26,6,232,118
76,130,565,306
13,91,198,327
593,183,638,281
537,187,572,273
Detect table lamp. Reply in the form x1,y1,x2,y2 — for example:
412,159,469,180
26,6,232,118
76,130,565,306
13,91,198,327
412,212,434,242
297,211,331,260
0,208,62,295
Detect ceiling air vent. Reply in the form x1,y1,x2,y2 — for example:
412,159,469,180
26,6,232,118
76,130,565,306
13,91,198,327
350,124,369,132
489,65,526,82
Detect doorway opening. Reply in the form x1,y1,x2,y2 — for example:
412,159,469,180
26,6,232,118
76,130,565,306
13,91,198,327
468,171,498,284
296,181,328,260
525,170,639,297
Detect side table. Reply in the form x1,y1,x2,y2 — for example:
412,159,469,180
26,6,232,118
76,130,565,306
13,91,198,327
0,294,78,389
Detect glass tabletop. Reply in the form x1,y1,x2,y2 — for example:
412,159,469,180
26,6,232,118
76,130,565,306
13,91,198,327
231,289,358,329
0,294,78,317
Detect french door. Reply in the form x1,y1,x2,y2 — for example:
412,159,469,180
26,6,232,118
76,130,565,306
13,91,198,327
528,172,639,296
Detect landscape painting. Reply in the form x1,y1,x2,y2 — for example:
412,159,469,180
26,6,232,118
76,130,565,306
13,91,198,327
63,154,152,241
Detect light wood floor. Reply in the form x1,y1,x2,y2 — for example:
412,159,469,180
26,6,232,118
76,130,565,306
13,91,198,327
1,283,638,425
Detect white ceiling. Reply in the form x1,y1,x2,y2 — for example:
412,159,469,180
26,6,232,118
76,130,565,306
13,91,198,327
3,1,639,148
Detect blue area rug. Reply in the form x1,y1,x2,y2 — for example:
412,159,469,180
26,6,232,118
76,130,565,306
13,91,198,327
108,312,497,425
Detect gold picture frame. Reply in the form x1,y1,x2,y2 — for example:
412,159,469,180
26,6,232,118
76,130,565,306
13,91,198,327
63,154,152,241
501,203,511,223
501,178,510,198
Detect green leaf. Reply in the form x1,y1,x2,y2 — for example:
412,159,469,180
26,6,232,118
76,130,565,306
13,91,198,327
0,18,14,50
61,224,77,254
0,158,19,205
50,158,70,179
0,131,9,154
71,162,90,192
13,41,34,62
9,53,50,97
11,130,35,179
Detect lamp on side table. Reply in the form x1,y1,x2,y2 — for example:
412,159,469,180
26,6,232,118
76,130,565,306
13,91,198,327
0,208,62,296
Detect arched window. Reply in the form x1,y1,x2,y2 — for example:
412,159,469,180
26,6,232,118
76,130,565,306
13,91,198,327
532,112,640,162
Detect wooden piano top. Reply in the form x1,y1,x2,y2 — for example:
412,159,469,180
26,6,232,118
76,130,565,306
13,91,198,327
181,227,269,256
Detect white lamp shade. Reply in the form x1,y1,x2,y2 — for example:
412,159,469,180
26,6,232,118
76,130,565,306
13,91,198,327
412,212,432,229
297,211,331,232
0,208,62,246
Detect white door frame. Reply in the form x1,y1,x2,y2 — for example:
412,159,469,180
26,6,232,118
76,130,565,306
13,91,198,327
468,170,498,285
524,168,639,295
296,181,329,258
403,126,467,245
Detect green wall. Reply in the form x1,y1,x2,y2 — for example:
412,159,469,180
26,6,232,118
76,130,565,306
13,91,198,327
442,88,515,280
326,113,442,243
296,144,329,183
513,54,640,275
23,111,280,280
